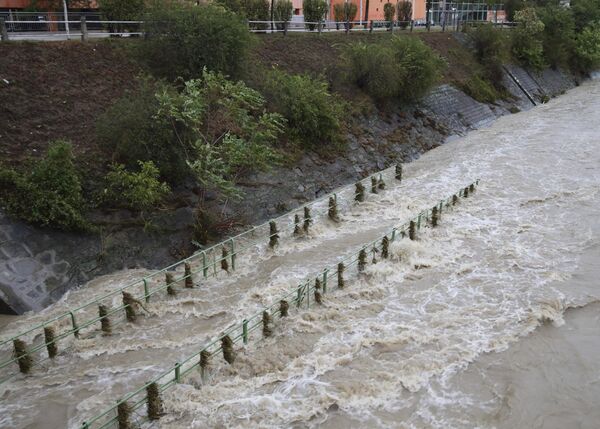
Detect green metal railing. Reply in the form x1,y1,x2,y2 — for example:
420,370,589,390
79,179,480,429
0,164,404,383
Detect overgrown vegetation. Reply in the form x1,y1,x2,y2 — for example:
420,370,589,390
0,141,88,230
102,161,170,211
261,70,345,149
343,36,445,102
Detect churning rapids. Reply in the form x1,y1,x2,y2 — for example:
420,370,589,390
1,77,600,429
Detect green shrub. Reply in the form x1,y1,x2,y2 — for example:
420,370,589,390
96,81,188,184
139,1,252,81
397,1,412,28
274,0,293,29
0,141,88,230
384,3,396,29
103,161,170,211
343,42,401,100
262,70,345,149
469,24,509,83
156,70,284,198
343,37,444,102
303,0,328,30
333,2,357,28
512,8,546,71
246,0,270,30
574,21,600,72
99,0,144,20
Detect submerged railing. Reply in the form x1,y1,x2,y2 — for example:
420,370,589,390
0,164,404,383
80,179,480,429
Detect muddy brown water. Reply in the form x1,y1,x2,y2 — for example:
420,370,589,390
1,77,600,428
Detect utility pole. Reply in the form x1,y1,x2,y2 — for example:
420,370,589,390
62,0,70,40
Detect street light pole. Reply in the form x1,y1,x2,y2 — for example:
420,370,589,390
62,0,70,40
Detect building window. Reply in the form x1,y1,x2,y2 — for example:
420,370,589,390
294,8,300,15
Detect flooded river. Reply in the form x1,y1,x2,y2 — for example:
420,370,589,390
1,77,599,429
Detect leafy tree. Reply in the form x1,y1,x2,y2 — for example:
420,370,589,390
537,5,575,68
384,3,396,29
303,0,328,30
574,21,600,72
103,161,170,211
512,8,546,70
396,1,412,28
334,2,358,29
140,1,252,81
470,24,509,82
155,70,284,198
571,0,600,31
246,0,270,30
0,140,88,230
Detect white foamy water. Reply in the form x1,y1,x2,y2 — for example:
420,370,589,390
1,79,599,429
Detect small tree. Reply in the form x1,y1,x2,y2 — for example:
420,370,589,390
574,21,600,72
345,2,358,29
333,3,345,29
246,0,270,31
274,0,293,30
384,3,396,30
99,0,144,33
512,8,546,71
396,1,412,29
303,0,328,30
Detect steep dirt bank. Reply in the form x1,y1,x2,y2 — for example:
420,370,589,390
0,35,578,314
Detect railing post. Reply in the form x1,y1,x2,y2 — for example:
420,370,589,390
143,279,150,303
202,251,208,278
80,17,88,42
369,20,373,33
0,18,8,41
242,319,248,344
69,311,80,338
174,362,181,383
284,20,288,36
318,20,323,34
410,19,414,32
230,238,236,270
322,269,328,294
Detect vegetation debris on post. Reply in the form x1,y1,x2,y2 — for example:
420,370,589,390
355,182,365,202
117,400,132,429
382,236,390,259
166,272,177,296
262,311,273,337
464,186,469,198
221,335,236,364
432,206,439,227
122,292,138,322
303,207,312,233
221,247,229,272
99,305,112,335
337,262,345,288
328,196,340,222
409,220,416,240
184,263,194,288
469,183,475,193
269,221,279,248
395,164,403,181
13,339,32,374
279,299,289,317
453,194,458,206
371,176,378,194
378,174,385,190
200,350,210,371
293,214,301,236
358,248,367,273
314,289,322,304
44,326,58,359
146,382,164,420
